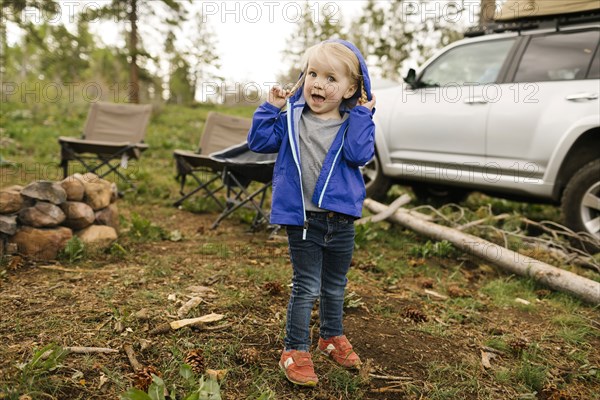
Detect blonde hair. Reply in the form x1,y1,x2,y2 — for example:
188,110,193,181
288,42,368,106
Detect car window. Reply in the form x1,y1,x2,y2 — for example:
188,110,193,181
419,39,515,87
515,30,600,82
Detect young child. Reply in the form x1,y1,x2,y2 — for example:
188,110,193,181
248,39,376,386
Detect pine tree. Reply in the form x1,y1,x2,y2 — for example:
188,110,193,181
0,0,59,78
165,31,194,105
184,11,220,102
279,1,346,85
350,0,463,80
86,0,189,103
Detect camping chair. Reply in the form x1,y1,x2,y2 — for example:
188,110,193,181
58,102,152,189
173,112,252,209
207,142,276,230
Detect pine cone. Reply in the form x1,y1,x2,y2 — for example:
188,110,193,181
133,366,161,392
184,349,206,374
237,347,260,365
420,279,435,289
403,307,428,323
508,337,529,353
262,281,283,296
8,255,24,270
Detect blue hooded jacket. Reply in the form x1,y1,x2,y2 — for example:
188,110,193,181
248,39,375,234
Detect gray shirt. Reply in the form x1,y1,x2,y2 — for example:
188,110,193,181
299,109,348,212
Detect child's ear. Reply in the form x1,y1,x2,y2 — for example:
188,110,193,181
343,84,358,99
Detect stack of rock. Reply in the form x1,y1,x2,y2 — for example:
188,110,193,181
0,173,119,261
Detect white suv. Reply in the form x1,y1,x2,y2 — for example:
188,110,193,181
366,14,600,239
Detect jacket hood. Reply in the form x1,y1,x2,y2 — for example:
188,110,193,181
289,39,373,107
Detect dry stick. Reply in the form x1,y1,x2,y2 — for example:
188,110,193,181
458,213,511,231
123,344,142,372
191,322,233,331
371,387,410,394
368,373,413,381
38,265,127,274
530,241,600,273
170,313,225,329
355,194,411,225
65,346,119,354
523,217,599,251
364,198,600,305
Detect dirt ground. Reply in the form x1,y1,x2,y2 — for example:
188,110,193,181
1,205,599,400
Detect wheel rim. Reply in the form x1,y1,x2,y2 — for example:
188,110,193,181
580,181,600,239
361,157,379,190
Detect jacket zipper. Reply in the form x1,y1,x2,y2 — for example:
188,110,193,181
286,99,308,240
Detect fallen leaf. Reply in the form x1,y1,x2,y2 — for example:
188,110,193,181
98,373,109,389
481,350,497,369
71,370,84,380
205,368,228,382
168,230,182,241
139,339,152,351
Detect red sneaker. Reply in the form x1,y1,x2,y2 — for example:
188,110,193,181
279,350,318,386
318,335,361,369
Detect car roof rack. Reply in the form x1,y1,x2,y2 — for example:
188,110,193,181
464,10,600,38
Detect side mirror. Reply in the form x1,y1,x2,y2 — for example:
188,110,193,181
404,68,417,88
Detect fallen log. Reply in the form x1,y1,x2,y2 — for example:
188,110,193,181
364,199,600,305
356,194,411,225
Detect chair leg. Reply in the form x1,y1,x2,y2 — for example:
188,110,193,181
173,174,224,208
210,171,272,230
97,161,135,189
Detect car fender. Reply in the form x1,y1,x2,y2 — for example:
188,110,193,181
544,115,600,182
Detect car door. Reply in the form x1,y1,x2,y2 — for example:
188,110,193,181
485,28,600,191
386,37,516,183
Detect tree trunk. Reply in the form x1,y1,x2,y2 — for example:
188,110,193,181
480,0,496,25
129,0,140,103
364,199,600,305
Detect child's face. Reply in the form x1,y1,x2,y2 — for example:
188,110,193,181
303,55,357,120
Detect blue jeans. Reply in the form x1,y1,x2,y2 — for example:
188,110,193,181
284,211,356,351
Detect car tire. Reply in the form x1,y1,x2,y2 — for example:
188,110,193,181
412,183,470,207
362,153,391,201
561,159,600,248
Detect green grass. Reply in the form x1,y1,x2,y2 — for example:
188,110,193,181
552,314,597,345
425,362,488,399
326,368,366,397
481,277,538,307
2,102,599,400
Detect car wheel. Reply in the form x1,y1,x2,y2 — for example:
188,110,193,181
361,153,391,201
561,159,600,247
412,183,470,207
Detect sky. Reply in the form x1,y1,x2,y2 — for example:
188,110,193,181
191,0,368,84
5,0,367,86
4,0,488,101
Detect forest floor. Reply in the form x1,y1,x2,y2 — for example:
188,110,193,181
0,103,599,399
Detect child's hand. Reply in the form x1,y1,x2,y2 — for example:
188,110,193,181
268,86,290,109
359,93,376,111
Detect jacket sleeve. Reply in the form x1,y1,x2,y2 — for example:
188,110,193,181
343,105,375,167
247,102,287,154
